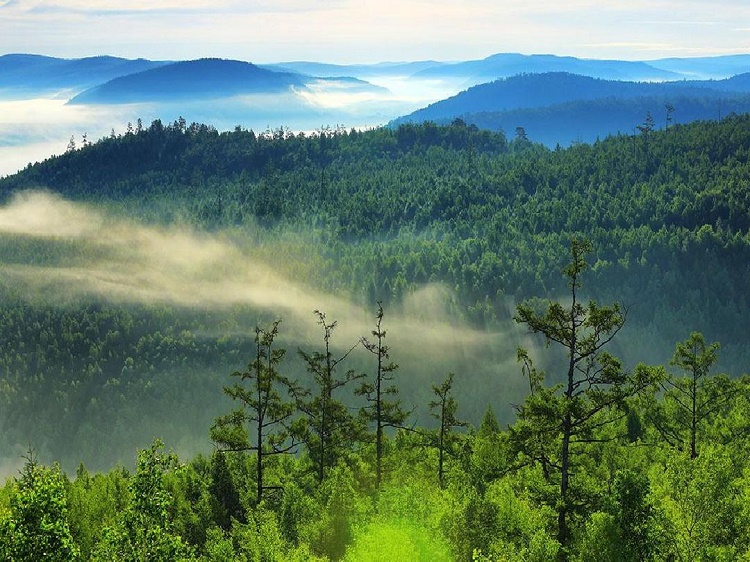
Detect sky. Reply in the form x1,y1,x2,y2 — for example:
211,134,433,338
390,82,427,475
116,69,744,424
1,0,749,64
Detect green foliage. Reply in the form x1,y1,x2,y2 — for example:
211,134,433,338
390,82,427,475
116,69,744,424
5,116,750,359
228,506,286,561
512,239,656,558
429,373,467,488
610,469,660,560
343,518,452,562
166,454,217,550
92,439,194,561
2,116,750,560
640,332,747,462
357,302,409,489
303,464,372,560
212,320,296,504
578,469,663,561
469,406,508,486
67,463,129,559
208,451,244,531
3,117,750,470
202,527,236,562
651,446,747,560
0,452,79,561
0,300,255,470
294,311,364,484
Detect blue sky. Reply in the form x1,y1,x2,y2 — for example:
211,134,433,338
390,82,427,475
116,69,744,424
1,0,749,63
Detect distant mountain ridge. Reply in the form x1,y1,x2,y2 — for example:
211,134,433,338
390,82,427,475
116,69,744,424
396,72,750,118
393,72,750,146
4,51,750,102
647,54,750,79
263,60,446,78
267,53,750,85
68,58,307,104
0,54,168,96
411,53,682,84
2,50,750,176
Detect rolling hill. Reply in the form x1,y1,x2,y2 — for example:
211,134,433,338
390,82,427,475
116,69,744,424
647,54,750,79
393,72,750,146
0,54,168,97
411,52,682,85
1,115,750,470
67,58,308,104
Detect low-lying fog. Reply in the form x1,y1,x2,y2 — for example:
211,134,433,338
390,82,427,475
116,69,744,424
0,191,536,471
0,75,464,178
0,190,528,375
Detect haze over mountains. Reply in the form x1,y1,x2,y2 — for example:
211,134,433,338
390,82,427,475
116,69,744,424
392,72,750,146
67,58,388,105
0,54,168,98
1,50,750,177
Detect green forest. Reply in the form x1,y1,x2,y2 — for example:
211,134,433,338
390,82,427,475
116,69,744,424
1,116,750,560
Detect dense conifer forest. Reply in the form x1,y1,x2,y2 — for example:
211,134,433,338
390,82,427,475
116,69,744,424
1,116,750,560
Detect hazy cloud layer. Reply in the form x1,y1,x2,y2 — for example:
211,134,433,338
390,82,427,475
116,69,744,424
0,190,540,473
0,191,535,438
0,82,456,178
1,0,748,63
0,191,523,366
0,99,150,177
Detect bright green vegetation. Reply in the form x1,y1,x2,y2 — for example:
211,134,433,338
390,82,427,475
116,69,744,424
1,253,749,560
0,116,750,558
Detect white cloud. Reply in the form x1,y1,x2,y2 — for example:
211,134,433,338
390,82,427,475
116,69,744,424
0,0,748,64
2,0,343,14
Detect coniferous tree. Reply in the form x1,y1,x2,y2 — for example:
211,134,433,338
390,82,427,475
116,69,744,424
208,451,243,530
512,238,656,560
294,310,363,484
0,451,79,562
93,440,193,561
211,320,297,504
429,373,466,488
358,302,409,490
645,332,738,459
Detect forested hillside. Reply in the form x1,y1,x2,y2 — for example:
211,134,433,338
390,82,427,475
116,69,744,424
3,116,749,357
1,251,749,561
1,117,750,559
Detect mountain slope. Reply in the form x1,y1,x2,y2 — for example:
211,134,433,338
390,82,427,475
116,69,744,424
450,95,750,146
0,54,168,95
393,72,750,146
3,116,750,366
412,53,681,84
2,116,750,466
67,58,308,104
648,54,750,79
396,72,750,120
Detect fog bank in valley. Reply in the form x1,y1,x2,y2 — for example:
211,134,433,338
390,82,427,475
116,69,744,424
0,74,463,178
0,191,534,470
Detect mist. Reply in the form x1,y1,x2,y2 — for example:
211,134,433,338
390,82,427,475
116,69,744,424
0,99,147,178
0,74,465,178
0,191,523,358
0,191,533,471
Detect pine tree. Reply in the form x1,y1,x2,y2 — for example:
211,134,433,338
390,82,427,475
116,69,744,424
211,320,297,504
429,373,466,488
645,332,738,459
294,310,363,484
358,302,409,490
512,239,656,560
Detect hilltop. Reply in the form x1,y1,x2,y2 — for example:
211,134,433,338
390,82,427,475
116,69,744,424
393,72,750,146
